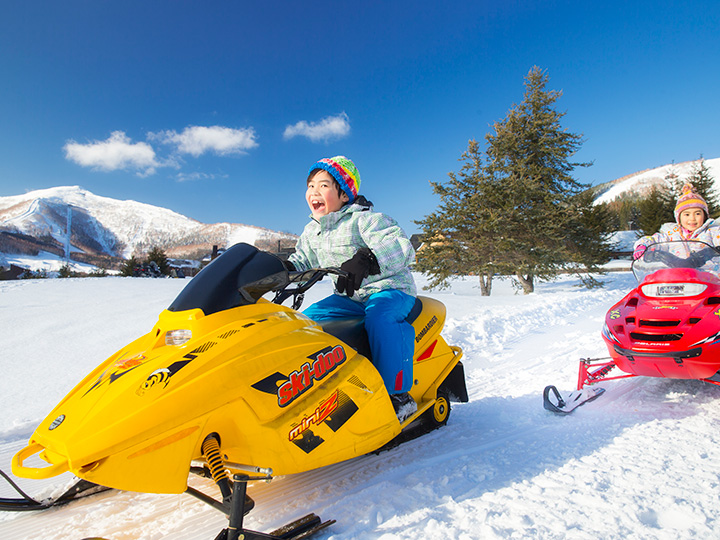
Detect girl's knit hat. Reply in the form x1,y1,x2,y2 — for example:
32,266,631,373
308,156,361,202
674,183,709,222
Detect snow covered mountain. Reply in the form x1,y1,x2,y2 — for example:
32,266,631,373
593,157,720,204
0,186,297,266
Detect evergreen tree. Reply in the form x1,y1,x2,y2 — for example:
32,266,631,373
146,247,169,275
686,156,718,217
121,256,139,277
415,140,505,295
606,195,640,231
663,163,684,204
564,190,615,287
58,263,72,278
637,185,674,236
417,67,612,295
482,66,601,293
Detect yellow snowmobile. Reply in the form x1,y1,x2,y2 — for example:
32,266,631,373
9,243,467,539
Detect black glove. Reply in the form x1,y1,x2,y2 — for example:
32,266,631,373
336,248,381,297
282,259,296,271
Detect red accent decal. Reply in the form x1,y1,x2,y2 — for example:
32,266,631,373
417,340,437,362
394,370,404,391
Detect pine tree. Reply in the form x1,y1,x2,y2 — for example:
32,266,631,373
605,197,629,230
482,66,602,293
662,163,685,209
637,186,674,236
686,157,718,217
415,140,504,295
606,195,639,231
58,263,72,278
417,67,612,295
565,190,615,287
146,247,169,275
121,256,139,277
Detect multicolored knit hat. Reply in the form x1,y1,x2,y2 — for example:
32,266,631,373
308,156,361,202
674,183,709,223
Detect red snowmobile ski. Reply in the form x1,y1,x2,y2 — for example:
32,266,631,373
545,240,720,413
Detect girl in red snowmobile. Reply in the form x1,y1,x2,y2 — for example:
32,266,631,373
633,183,720,260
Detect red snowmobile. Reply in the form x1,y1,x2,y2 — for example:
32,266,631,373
544,240,720,413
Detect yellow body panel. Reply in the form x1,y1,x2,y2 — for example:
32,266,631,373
13,295,462,495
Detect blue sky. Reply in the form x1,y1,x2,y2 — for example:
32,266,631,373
1,1,718,237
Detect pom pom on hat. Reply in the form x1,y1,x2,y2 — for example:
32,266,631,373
308,156,361,202
674,183,709,223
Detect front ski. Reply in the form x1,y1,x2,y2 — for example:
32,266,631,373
212,473,335,540
214,513,334,540
543,385,605,415
0,469,110,512
268,513,335,539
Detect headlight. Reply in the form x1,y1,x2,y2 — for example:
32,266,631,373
603,322,622,343
640,283,707,297
165,329,192,346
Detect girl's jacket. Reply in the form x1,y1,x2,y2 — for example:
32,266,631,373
289,196,416,302
634,218,720,250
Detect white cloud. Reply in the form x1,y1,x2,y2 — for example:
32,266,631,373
64,124,257,179
175,171,228,182
152,125,258,157
283,112,351,142
63,131,161,175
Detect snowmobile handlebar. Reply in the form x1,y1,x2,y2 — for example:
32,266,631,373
272,267,347,308
633,241,720,283
288,267,346,290
642,248,719,268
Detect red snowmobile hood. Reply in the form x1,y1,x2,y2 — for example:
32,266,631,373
639,267,720,288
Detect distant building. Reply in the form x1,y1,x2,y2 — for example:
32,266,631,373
167,258,202,277
409,234,423,251
0,264,27,281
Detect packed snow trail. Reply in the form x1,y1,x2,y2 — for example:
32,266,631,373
1,271,720,539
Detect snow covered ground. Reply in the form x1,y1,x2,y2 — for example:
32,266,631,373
1,270,719,539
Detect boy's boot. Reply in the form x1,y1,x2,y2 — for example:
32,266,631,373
390,392,417,422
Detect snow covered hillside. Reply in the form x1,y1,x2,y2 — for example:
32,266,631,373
1,271,719,539
0,186,297,264
594,157,720,205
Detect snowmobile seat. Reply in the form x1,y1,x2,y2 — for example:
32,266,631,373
320,318,372,359
319,297,423,361
405,296,423,324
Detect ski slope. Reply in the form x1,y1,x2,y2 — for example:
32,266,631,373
1,270,720,539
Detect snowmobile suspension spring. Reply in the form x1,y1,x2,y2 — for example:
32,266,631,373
589,364,615,382
202,435,230,487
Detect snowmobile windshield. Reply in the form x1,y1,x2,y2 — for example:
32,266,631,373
167,243,289,316
632,240,720,283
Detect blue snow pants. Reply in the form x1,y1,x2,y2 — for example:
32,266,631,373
302,290,416,394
